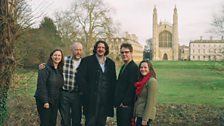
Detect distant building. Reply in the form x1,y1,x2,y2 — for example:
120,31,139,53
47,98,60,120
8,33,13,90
179,45,190,61
189,36,224,61
152,6,179,60
103,32,143,64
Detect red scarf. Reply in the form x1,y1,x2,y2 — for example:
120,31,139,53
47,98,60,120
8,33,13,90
134,73,151,96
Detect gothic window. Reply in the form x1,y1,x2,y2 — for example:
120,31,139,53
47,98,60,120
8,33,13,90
159,31,172,47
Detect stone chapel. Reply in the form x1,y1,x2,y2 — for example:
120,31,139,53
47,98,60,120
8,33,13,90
152,6,179,60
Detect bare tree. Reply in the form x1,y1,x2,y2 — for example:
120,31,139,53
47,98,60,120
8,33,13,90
55,0,117,55
0,0,45,124
15,0,50,67
55,11,80,49
144,38,152,60
211,5,224,36
0,0,16,124
211,5,224,60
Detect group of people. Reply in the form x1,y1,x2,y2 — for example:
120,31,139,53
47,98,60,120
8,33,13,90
34,40,158,126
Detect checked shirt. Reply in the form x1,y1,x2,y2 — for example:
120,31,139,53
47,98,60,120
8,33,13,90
62,56,81,91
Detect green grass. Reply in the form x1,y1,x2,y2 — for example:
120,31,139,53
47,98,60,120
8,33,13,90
9,68,37,96
10,61,224,107
153,61,224,107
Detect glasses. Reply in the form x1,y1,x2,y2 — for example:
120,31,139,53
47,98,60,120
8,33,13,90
120,51,130,54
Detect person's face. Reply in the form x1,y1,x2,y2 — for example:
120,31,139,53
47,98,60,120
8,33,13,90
140,62,149,76
96,43,106,57
72,44,83,60
52,51,62,65
120,47,132,64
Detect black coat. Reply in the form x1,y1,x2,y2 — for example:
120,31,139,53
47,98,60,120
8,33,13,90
114,60,139,107
76,55,116,117
34,63,64,105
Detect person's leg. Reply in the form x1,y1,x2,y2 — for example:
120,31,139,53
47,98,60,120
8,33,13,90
36,98,51,126
50,102,59,126
116,106,133,126
85,113,97,126
71,92,82,126
96,104,107,126
135,117,142,126
59,91,72,126
86,96,100,126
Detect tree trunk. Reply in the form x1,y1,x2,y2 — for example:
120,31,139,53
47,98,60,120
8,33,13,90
0,0,16,125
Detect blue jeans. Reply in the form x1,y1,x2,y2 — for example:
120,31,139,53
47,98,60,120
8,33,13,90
135,117,152,126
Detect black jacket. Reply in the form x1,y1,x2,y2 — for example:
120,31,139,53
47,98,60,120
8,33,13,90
34,63,64,105
76,55,116,117
114,60,139,107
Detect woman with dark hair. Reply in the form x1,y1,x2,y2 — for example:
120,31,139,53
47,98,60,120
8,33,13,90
133,60,158,126
34,48,64,126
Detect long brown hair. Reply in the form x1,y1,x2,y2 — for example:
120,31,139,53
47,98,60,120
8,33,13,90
139,60,156,78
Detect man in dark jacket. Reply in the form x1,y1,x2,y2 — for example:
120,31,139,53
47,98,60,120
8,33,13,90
114,43,139,126
76,40,116,126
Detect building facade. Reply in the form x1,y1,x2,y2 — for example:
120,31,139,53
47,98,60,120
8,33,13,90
152,7,179,60
179,45,190,60
103,32,143,64
189,37,224,61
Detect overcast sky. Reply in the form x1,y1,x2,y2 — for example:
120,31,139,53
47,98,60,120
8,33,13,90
29,0,224,45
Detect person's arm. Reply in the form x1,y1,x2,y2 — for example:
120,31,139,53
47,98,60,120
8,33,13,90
76,58,88,98
110,62,117,106
36,67,50,106
143,78,158,121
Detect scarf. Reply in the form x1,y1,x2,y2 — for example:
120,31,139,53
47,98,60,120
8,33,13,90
134,73,151,96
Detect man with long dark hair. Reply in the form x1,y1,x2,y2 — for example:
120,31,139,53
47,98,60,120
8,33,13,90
76,40,116,126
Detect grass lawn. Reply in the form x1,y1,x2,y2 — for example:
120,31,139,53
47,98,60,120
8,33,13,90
10,61,224,107
153,61,224,107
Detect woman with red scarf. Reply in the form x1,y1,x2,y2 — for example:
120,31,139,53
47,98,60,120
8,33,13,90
133,60,158,126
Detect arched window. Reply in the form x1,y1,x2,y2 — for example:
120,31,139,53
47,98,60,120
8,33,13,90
159,31,172,47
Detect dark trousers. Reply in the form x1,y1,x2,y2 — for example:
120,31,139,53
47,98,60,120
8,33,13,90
135,117,152,126
59,90,82,126
36,98,59,126
85,96,107,126
116,105,133,126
